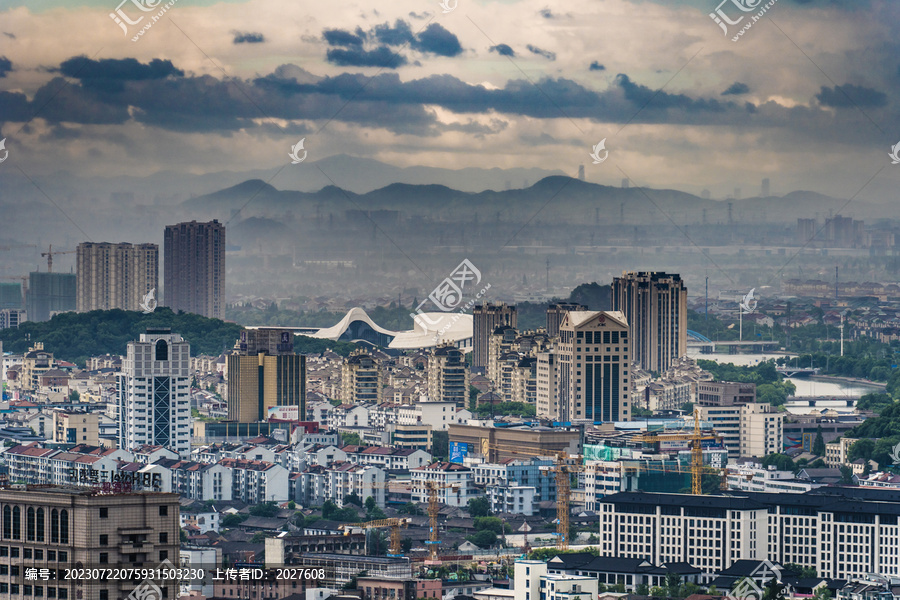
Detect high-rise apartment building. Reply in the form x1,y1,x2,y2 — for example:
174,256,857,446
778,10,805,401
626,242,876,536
699,402,783,458
536,350,558,419
341,350,383,404
0,283,22,310
163,220,225,319
556,311,630,422
26,272,75,322
546,302,587,338
117,329,191,457
76,242,158,312
427,344,470,405
227,328,306,422
473,303,516,370
0,485,180,600
611,272,686,373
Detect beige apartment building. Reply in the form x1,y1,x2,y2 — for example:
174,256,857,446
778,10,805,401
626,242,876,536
52,411,99,446
76,242,158,312
0,485,180,600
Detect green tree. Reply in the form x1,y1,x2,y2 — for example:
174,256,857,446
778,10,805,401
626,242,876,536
636,583,650,596
468,497,491,517
250,532,268,543
432,431,449,459
665,573,682,596
68,390,80,402
341,432,361,446
398,502,423,515
785,564,816,578
466,530,497,548
813,588,832,600
222,513,247,527
474,516,506,534
839,465,854,484
761,453,794,473
649,586,666,597
763,577,786,600
848,438,875,462
812,426,825,456
249,502,278,518
346,493,363,506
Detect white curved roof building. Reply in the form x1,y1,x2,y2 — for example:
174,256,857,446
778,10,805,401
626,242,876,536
289,307,473,350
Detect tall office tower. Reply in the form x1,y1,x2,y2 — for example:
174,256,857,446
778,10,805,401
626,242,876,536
427,344,470,405
556,310,631,423
473,303,517,370
0,485,180,600
26,272,76,322
611,271,687,373
117,328,191,457
546,302,588,338
227,328,306,422
76,241,159,312
164,220,225,319
557,311,630,422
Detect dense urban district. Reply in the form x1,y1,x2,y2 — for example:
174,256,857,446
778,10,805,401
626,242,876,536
0,226,899,600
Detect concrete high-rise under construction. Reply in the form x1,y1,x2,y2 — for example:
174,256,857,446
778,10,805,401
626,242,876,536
164,220,225,319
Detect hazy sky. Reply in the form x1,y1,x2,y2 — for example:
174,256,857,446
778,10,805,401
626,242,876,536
1,0,899,200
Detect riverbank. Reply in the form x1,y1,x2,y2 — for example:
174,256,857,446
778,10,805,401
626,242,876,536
804,374,886,389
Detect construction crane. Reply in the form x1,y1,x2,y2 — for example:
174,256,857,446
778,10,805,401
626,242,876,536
478,440,582,551
640,408,717,495
40,245,76,273
424,481,459,563
340,518,409,556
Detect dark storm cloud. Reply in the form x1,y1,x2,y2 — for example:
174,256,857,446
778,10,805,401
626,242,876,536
490,44,515,57
57,56,183,92
0,57,11,78
589,61,605,71
323,28,365,47
815,83,888,108
233,31,266,44
373,20,414,46
722,82,750,95
59,57,183,81
527,45,556,61
326,46,408,68
7,55,884,140
322,21,463,67
410,24,463,57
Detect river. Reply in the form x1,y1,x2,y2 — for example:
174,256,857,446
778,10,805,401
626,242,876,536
686,350,883,413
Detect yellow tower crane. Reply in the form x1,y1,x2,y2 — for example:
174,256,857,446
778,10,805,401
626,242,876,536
479,440,583,551
640,408,717,495
40,245,76,273
424,481,459,564
340,518,409,556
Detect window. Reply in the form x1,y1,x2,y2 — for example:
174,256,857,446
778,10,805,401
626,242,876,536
99,508,108,519
3,506,10,538
48,551,56,561
12,506,20,540
59,511,68,545
99,534,108,546
159,550,168,561
58,551,67,563
58,588,67,599
27,508,35,541
159,532,168,544
99,553,108,564
24,548,31,559
35,550,42,560
11,547,18,558
36,508,44,543
158,506,168,517
50,510,58,544
99,591,108,600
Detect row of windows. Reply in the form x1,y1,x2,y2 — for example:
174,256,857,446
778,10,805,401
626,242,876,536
2,508,67,545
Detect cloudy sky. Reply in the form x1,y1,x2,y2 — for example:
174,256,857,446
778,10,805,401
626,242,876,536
1,0,899,200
